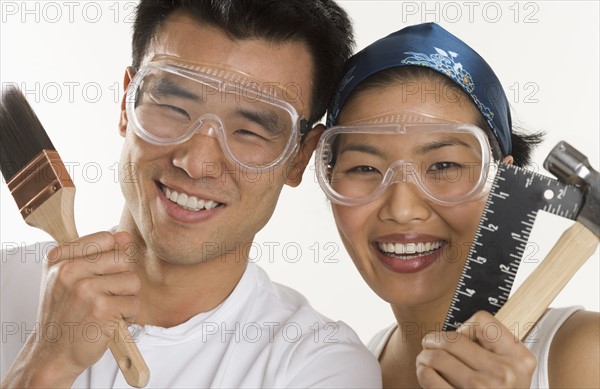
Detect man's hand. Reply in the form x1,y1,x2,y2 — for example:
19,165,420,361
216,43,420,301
2,231,141,388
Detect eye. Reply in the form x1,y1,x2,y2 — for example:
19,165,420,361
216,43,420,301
233,128,268,140
346,165,380,174
428,161,461,172
157,104,190,120
143,94,192,121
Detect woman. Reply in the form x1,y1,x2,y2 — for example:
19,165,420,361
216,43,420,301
317,23,599,388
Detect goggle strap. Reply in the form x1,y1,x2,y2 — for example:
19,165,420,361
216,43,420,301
300,119,310,136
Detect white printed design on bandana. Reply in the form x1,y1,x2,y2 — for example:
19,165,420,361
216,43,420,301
401,47,495,124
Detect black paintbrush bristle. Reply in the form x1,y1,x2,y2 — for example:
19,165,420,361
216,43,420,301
0,86,56,182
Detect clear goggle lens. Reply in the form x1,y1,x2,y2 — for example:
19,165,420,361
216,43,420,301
126,57,305,172
317,115,496,206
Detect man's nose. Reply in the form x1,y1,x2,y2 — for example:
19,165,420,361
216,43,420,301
170,121,230,179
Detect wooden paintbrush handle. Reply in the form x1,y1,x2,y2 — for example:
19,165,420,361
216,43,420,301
495,221,599,341
25,187,150,387
110,323,150,388
25,187,79,244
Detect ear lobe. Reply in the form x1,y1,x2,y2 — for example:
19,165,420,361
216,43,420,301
118,67,135,137
284,123,325,187
502,155,514,165
118,110,128,138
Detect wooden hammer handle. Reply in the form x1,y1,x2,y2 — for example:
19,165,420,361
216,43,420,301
26,187,150,387
495,221,599,341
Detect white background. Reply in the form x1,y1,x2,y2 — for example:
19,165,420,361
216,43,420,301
1,1,598,343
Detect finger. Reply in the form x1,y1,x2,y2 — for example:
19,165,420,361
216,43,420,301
111,295,141,323
422,330,486,360
58,270,139,314
86,272,141,296
49,250,134,289
416,350,458,388
112,231,132,246
84,294,141,327
46,231,120,265
418,347,514,389
464,312,537,383
423,323,536,387
68,273,140,322
422,333,500,379
461,311,523,355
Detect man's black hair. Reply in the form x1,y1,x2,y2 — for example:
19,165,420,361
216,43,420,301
132,0,354,126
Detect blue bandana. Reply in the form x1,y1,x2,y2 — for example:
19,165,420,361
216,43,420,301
327,23,512,155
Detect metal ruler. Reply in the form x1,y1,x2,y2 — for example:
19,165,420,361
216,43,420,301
443,162,584,331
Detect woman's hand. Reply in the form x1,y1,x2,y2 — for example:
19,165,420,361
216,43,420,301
416,311,536,388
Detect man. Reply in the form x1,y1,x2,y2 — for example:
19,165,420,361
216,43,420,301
1,1,381,387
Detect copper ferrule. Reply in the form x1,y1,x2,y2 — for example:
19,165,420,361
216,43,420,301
7,150,74,219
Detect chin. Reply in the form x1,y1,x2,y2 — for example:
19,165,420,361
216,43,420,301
155,250,207,266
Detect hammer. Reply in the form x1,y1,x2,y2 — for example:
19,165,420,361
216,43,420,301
495,141,599,340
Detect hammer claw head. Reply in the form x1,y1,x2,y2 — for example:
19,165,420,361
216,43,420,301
545,141,599,237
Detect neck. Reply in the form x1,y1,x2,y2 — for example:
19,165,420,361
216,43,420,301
118,211,249,328
391,299,451,342
380,296,453,388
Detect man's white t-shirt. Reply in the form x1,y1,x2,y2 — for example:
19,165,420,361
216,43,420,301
1,243,381,388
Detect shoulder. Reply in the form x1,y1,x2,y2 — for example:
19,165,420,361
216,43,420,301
277,322,382,388
548,309,599,388
256,265,363,341
252,265,334,325
1,241,51,315
367,323,396,358
1,242,52,376
252,266,381,387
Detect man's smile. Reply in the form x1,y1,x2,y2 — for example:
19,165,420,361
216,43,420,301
160,183,223,212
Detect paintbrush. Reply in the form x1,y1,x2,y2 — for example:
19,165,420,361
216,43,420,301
0,86,150,387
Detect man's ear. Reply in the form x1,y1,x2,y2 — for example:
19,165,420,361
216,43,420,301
118,67,135,137
284,123,325,187
502,155,514,165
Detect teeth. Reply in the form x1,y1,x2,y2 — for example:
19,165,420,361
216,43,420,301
168,189,178,202
187,196,198,210
177,193,188,207
378,241,443,256
162,186,220,211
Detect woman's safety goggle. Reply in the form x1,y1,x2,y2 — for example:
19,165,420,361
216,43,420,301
316,112,498,206
125,56,308,173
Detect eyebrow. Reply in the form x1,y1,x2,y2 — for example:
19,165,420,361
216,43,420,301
339,143,386,158
415,138,473,154
150,77,202,101
338,137,473,158
236,109,283,136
